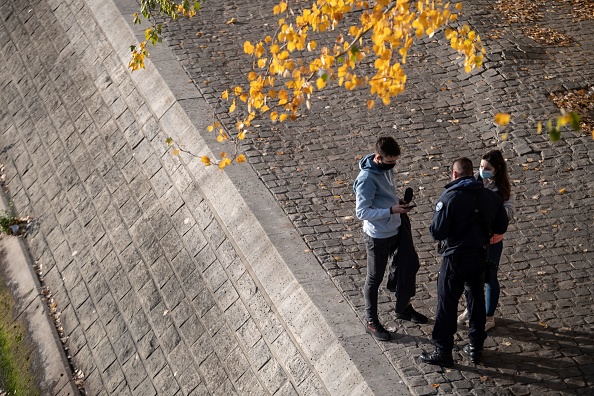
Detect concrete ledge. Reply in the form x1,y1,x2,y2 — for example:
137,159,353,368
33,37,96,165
89,0,409,394
0,192,79,396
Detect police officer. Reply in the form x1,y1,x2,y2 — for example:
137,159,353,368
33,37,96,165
420,157,508,366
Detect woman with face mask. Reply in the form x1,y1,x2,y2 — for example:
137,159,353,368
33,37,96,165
458,149,514,331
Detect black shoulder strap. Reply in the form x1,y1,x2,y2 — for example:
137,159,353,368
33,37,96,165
472,190,493,239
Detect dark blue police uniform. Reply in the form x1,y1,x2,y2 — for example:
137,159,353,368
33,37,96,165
427,176,508,361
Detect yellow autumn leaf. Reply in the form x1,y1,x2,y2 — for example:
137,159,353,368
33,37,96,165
538,321,549,328
494,113,511,127
316,77,326,90
279,113,289,122
218,157,232,169
229,99,236,113
537,121,542,134
558,114,570,127
273,1,287,15
238,131,247,140
255,42,265,58
456,3,463,10
559,188,566,194
216,135,225,142
236,154,246,163
172,149,180,156
221,90,229,100
244,41,255,55
367,100,375,109
270,44,280,55
220,151,227,158
201,156,211,166
207,125,214,132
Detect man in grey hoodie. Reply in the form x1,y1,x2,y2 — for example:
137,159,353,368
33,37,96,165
354,136,428,341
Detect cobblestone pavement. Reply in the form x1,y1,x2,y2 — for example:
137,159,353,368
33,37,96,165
160,0,594,394
0,0,593,395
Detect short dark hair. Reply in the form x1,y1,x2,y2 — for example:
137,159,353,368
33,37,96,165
375,136,401,158
453,157,473,177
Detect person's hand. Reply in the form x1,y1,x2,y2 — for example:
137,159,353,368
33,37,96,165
391,204,412,214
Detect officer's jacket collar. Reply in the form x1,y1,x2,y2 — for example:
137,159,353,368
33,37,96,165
444,176,482,191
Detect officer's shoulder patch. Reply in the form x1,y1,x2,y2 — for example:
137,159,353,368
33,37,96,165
435,201,443,211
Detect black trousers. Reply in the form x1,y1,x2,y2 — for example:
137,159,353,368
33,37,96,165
432,253,487,352
363,234,418,321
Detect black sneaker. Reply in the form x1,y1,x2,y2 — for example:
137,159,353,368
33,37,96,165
396,305,428,324
463,343,483,364
366,321,391,341
419,349,454,367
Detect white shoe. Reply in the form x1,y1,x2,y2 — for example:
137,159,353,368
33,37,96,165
485,316,495,331
457,309,468,325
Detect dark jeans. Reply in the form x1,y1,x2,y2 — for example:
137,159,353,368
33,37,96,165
363,233,400,322
485,241,503,316
433,253,487,352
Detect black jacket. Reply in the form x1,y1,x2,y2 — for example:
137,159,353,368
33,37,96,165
387,213,419,312
430,176,508,256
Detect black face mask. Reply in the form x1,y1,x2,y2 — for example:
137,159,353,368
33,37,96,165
377,162,395,171
376,156,396,171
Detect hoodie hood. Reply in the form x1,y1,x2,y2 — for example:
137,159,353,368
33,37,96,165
359,153,385,175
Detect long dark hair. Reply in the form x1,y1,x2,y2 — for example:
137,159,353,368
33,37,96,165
482,150,511,201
